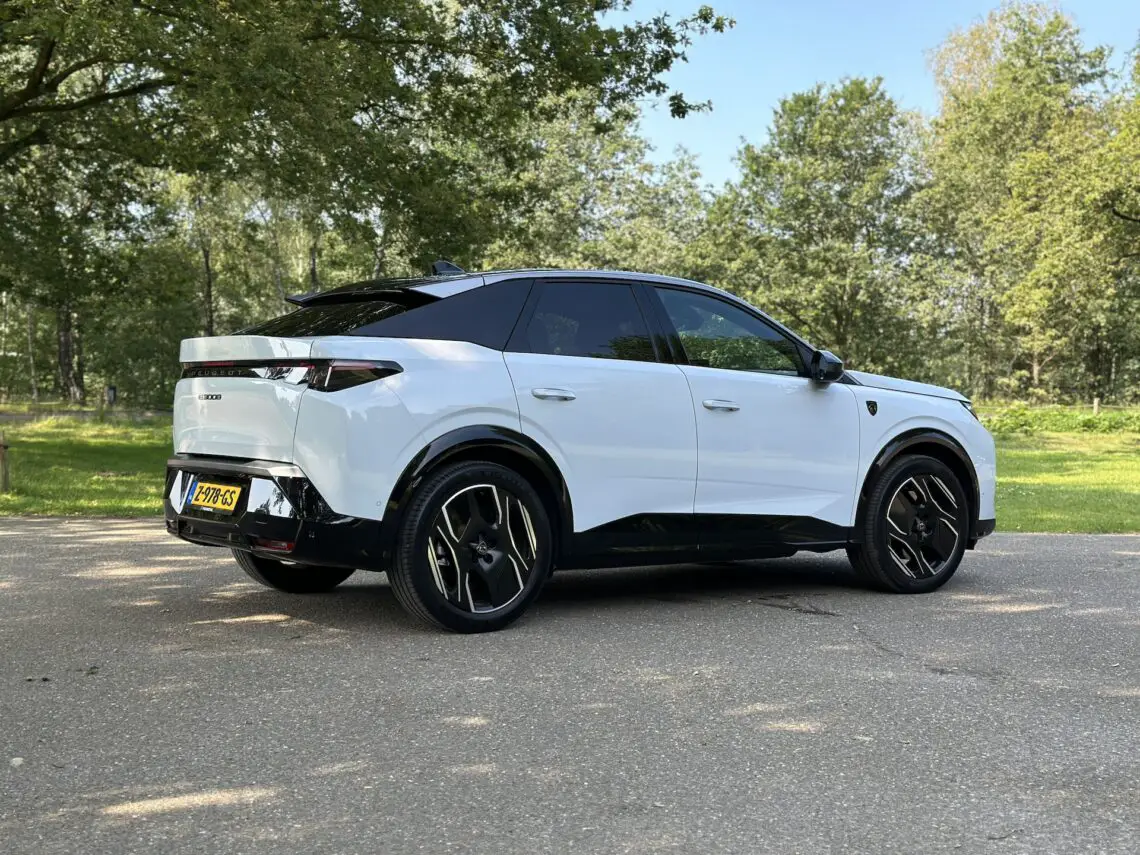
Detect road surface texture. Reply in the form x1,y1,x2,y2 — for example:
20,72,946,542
2,518,1138,854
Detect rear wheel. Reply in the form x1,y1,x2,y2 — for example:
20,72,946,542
847,454,969,593
232,549,355,593
388,460,553,633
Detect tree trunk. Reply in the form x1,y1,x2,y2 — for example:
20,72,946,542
201,243,215,336
55,304,83,404
1031,356,1041,387
0,291,8,402
272,260,286,304
308,236,320,291
372,226,388,279
73,312,86,405
26,309,38,402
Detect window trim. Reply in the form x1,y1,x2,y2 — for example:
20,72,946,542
646,284,809,378
504,278,664,364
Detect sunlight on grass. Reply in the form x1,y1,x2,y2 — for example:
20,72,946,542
0,417,170,516
996,433,1140,533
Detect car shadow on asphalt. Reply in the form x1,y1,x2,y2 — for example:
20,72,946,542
253,554,874,634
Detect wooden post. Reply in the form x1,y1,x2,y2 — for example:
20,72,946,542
0,431,9,493
1093,397,1101,416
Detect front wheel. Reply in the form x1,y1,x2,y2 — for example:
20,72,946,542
232,550,355,593
388,461,553,633
847,454,970,594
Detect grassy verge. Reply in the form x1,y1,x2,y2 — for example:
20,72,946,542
1,418,1138,532
995,432,1140,533
0,418,170,516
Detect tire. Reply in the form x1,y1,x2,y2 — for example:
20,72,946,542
232,549,355,593
847,454,970,594
388,460,553,633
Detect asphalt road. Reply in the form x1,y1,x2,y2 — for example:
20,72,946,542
1,519,1138,855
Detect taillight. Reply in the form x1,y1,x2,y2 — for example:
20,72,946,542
304,360,402,392
181,359,400,389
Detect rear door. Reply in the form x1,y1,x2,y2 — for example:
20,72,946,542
503,279,697,536
648,286,861,540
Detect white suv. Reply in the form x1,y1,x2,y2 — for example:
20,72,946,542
166,268,996,632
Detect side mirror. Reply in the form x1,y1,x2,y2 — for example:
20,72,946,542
810,349,845,384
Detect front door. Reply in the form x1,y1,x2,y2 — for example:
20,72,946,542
649,285,861,546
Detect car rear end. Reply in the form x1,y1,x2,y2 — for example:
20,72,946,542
167,331,410,569
165,280,454,569
164,273,531,572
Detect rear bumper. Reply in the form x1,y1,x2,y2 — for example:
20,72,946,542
164,455,385,571
968,517,996,549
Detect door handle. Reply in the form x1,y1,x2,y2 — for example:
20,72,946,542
702,399,739,412
532,388,576,402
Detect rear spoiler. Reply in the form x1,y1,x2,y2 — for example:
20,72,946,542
287,260,466,307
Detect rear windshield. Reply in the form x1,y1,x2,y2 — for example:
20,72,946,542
238,300,414,337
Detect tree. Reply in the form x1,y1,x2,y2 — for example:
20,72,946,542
920,2,1111,399
710,78,925,374
0,1,730,195
480,95,710,276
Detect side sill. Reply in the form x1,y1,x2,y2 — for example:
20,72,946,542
560,513,851,570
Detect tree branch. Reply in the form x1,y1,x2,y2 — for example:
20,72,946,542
0,124,48,168
0,38,55,115
3,76,179,121
1110,205,1140,226
43,57,108,92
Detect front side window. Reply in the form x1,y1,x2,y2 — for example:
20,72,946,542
519,281,656,362
655,288,802,375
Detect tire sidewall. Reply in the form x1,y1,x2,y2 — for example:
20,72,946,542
397,462,553,632
866,455,969,593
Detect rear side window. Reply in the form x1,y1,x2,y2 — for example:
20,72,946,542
351,278,531,349
514,281,656,362
238,279,532,350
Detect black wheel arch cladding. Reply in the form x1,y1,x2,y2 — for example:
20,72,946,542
853,428,980,543
379,425,572,561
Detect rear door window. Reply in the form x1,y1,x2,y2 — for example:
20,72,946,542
511,281,657,363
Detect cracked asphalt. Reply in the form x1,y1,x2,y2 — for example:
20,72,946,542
1,519,1138,854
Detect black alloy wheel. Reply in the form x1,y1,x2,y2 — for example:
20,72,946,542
389,461,553,632
426,482,539,613
847,454,970,593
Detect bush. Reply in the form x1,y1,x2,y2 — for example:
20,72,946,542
980,405,1140,436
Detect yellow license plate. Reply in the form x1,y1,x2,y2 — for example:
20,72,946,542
189,480,242,513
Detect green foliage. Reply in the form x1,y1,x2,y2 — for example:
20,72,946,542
699,77,931,377
0,1,1137,410
981,405,1140,436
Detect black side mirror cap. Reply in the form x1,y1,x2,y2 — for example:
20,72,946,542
810,349,845,384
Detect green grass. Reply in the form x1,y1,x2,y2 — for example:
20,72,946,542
1,418,1138,532
0,418,171,516
0,400,100,415
996,432,1140,533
